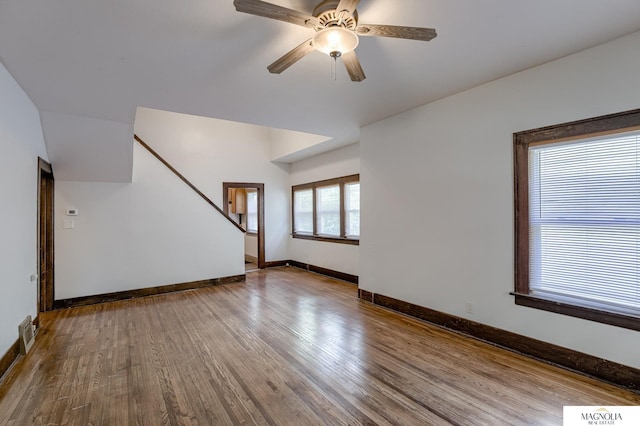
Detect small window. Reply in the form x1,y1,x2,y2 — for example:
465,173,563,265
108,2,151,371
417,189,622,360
246,190,258,233
514,108,640,331
316,184,340,236
344,182,360,238
292,174,359,245
293,189,313,234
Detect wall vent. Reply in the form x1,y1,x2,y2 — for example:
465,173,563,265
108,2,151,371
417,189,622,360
18,315,35,355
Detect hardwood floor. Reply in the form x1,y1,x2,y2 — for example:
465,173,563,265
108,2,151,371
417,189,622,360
245,261,259,272
1,267,638,425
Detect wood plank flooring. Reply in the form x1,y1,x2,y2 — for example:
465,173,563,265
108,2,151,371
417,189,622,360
1,267,638,425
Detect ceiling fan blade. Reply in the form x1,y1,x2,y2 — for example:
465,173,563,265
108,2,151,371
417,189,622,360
336,0,360,17
356,24,437,41
233,0,319,28
341,51,365,82
267,38,315,74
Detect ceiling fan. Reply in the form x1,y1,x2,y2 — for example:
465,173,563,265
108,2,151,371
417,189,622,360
233,0,437,82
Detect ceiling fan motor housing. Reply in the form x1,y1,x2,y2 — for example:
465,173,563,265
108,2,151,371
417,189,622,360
313,0,358,30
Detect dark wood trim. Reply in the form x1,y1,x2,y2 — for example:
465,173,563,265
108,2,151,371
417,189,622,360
513,293,640,332
358,289,373,302
32,316,39,330
292,233,359,245
512,139,529,294
361,291,640,393
262,260,289,268
289,260,358,284
38,157,52,174
292,174,360,191
262,260,359,284
134,134,245,233
311,185,318,236
514,109,640,146
339,181,346,239
53,275,245,309
223,182,265,268
38,157,55,312
0,339,20,383
291,186,296,237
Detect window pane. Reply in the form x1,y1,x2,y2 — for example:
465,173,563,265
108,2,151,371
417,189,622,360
316,185,340,236
291,175,360,244
246,190,258,233
345,182,360,237
528,132,640,316
293,189,313,233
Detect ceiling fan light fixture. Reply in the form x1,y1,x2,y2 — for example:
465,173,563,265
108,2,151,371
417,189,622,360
312,26,359,57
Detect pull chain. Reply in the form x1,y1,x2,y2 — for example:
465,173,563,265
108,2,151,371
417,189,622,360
329,51,341,81
331,55,337,80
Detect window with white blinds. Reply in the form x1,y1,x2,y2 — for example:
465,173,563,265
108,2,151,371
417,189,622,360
528,131,640,318
515,109,640,330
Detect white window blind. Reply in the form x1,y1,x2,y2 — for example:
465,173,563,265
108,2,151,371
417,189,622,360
293,189,313,233
246,190,258,233
316,185,340,236
528,131,640,317
345,182,360,237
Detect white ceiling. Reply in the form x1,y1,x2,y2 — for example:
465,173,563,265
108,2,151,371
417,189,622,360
2,0,640,181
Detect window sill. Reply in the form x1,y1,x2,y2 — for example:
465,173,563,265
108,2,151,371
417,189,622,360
292,233,359,246
511,292,640,332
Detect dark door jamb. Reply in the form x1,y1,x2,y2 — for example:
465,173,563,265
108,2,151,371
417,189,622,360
222,182,265,269
38,158,55,312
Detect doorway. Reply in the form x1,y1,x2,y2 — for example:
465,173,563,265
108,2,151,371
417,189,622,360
38,158,54,312
222,183,265,271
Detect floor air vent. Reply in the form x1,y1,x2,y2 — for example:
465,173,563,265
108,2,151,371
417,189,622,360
18,315,35,355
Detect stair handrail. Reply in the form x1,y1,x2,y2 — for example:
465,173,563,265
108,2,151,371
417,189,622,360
134,134,245,233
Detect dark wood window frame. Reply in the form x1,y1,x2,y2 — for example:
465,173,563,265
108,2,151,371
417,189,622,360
292,174,359,245
513,108,640,332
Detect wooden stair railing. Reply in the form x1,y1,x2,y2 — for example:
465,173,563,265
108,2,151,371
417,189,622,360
134,134,245,233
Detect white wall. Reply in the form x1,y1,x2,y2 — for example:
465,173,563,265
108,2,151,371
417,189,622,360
134,107,291,263
269,127,330,162
289,143,360,276
360,31,640,368
245,234,258,261
0,63,48,355
42,111,133,182
55,143,244,299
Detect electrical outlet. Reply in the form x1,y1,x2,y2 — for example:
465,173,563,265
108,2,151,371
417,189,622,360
466,302,474,314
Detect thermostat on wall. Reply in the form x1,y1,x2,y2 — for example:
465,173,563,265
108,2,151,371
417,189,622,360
66,208,79,216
